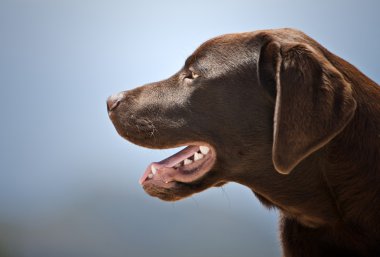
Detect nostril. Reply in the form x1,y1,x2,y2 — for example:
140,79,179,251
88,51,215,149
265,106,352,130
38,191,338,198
107,93,124,112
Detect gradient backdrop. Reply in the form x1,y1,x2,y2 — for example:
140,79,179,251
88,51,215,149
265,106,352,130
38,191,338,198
0,0,379,256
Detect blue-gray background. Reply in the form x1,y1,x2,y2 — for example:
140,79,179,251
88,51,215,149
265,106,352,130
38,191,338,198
0,0,379,256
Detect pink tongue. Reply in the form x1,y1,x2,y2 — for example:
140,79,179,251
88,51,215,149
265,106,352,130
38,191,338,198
139,145,200,184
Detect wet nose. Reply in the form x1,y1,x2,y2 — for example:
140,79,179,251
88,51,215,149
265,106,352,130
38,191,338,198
107,92,124,112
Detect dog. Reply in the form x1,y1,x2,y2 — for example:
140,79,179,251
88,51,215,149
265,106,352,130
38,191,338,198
107,28,380,256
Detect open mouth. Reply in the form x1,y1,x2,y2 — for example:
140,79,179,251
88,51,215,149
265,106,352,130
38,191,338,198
139,143,216,186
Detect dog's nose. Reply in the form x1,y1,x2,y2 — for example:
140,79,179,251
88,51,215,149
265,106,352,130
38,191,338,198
107,92,124,112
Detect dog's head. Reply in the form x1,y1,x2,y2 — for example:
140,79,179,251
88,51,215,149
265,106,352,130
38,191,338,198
107,29,356,201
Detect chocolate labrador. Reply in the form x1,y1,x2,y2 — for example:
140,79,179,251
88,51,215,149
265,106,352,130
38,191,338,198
107,28,380,256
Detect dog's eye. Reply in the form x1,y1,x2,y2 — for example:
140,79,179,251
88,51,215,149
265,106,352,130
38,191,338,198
191,71,200,79
185,70,200,80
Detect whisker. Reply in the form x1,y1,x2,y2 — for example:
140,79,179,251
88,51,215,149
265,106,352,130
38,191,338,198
190,196,200,208
220,186,231,209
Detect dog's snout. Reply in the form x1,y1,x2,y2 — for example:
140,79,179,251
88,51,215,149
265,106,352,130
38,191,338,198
107,92,124,112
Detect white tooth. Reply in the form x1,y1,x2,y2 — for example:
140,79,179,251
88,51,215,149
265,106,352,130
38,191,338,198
148,174,153,179
184,159,193,165
151,166,157,174
200,146,210,155
174,163,181,168
194,152,204,161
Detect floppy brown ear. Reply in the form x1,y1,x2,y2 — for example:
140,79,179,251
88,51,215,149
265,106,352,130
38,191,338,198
260,42,357,174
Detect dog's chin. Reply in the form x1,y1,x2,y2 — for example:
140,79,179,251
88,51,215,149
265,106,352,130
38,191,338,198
142,180,200,201
142,175,228,201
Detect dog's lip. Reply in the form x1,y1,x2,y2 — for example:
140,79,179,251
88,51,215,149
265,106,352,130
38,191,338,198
139,142,216,185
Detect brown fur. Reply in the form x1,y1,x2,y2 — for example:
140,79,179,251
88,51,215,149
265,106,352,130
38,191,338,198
108,28,380,256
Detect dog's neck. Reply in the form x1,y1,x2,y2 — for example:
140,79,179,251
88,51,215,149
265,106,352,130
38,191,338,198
322,74,380,227
329,57,380,180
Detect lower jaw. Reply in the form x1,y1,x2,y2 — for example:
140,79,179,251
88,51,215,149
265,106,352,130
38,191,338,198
140,143,217,186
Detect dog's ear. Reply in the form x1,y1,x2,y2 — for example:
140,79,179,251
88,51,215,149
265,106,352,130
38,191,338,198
259,41,356,174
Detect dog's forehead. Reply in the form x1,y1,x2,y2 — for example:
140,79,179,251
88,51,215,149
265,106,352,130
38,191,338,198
187,33,261,77
193,33,253,59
